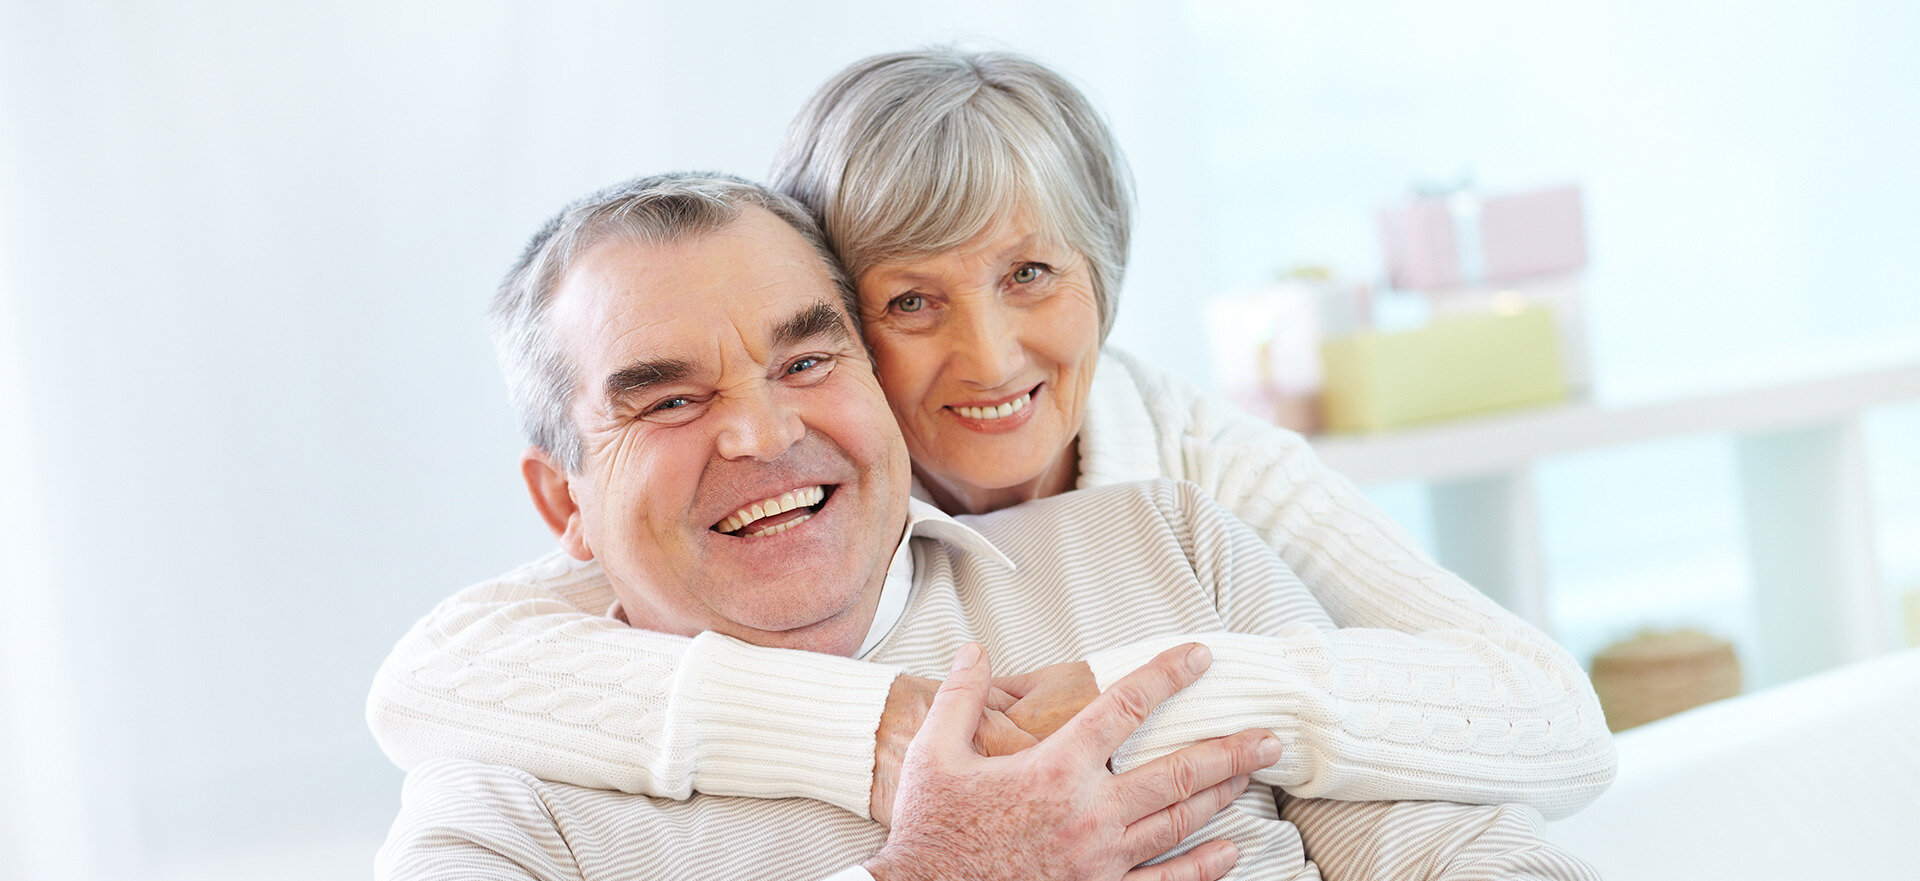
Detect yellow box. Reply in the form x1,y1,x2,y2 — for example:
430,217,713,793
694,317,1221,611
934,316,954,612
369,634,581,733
1319,306,1568,432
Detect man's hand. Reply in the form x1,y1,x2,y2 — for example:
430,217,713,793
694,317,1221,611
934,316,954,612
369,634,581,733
872,674,1038,824
863,643,1281,881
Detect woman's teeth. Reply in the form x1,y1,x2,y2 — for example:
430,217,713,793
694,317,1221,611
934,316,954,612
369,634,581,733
714,485,826,536
953,392,1032,421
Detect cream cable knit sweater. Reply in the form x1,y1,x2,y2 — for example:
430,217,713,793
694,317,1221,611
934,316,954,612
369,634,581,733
367,348,1614,819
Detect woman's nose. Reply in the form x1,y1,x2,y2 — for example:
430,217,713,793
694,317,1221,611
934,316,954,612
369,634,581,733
950,301,1027,388
712,386,805,461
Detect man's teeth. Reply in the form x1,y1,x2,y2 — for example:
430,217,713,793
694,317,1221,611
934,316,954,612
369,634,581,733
715,485,826,535
953,392,1032,421
741,512,812,538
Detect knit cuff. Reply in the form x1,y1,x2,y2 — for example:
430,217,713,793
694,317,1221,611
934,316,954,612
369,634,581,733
672,632,901,816
1083,633,1307,783
1084,634,1204,695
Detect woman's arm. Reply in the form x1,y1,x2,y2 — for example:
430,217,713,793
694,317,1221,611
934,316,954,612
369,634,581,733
1102,350,1581,669
1071,478,1615,819
365,552,902,817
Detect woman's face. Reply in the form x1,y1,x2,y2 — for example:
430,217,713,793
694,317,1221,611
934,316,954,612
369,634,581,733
855,208,1102,515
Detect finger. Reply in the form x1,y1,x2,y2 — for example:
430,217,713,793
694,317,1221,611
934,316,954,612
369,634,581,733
985,685,1019,713
1053,643,1210,762
1120,775,1249,864
1122,839,1240,881
992,669,1039,700
973,709,1041,757
917,643,993,760
1111,729,1279,818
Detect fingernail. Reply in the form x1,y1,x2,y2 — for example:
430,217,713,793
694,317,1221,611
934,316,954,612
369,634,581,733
1217,841,1240,867
1185,644,1212,674
952,642,982,672
1257,736,1282,765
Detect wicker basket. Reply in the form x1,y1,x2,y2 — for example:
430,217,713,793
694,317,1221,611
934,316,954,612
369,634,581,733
1590,629,1743,732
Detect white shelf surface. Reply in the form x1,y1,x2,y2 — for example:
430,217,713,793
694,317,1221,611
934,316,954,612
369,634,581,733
1305,357,1920,685
1311,360,1920,484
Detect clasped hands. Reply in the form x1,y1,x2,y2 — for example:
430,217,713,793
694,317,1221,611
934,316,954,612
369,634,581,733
871,655,1102,825
866,644,1282,881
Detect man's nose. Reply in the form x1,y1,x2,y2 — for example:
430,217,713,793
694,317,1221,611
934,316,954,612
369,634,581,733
950,300,1027,388
712,385,805,461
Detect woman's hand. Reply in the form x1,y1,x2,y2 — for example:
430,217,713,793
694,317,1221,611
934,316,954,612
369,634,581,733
996,659,1102,741
872,673,1036,824
870,659,1121,824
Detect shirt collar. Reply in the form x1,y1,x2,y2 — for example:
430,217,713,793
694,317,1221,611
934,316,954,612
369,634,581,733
853,496,1013,657
902,496,1015,569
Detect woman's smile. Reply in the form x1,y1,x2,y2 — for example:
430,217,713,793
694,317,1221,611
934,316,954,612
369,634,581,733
945,384,1040,429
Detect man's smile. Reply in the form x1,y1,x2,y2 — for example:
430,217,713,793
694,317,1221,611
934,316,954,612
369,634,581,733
712,484,834,537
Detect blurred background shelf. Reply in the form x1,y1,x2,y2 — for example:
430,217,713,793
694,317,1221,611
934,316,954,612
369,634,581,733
1312,358,1920,686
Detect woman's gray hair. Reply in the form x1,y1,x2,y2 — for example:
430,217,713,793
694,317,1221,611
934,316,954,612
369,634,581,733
771,49,1133,339
490,171,853,472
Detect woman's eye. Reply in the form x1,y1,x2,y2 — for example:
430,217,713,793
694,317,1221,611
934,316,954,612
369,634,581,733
892,294,925,313
1013,264,1049,284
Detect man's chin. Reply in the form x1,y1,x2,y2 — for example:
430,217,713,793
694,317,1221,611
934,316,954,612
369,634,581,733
720,612,868,657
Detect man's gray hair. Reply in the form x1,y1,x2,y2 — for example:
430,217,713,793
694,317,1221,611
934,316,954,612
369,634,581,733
490,172,853,472
770,48,1134,339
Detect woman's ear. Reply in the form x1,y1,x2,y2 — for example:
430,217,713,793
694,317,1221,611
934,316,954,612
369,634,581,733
521,447,593,561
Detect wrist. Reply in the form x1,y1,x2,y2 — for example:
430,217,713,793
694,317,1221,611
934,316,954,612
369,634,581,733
862,844,951,881
871,673,938,824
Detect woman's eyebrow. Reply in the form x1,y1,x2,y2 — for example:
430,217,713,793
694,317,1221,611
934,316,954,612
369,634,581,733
771,301,854,349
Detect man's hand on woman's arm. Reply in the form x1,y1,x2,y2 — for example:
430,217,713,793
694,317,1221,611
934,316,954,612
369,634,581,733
870,658,1102,823
864,643,1281,881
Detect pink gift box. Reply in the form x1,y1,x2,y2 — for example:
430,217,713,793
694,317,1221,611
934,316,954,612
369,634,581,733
1380,184,1587,290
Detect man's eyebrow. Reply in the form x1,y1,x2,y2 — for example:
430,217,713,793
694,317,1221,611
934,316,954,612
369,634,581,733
773,301,854,349
604,358,694,404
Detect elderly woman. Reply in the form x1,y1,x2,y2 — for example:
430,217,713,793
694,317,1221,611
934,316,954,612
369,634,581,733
370,49,1613,826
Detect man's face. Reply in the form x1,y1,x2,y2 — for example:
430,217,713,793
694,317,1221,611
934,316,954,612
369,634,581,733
536,206,911,657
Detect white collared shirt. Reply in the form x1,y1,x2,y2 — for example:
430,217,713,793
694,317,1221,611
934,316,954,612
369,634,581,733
855,497,1015,658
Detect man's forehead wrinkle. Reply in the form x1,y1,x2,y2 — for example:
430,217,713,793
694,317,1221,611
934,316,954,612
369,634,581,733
592,307,691,392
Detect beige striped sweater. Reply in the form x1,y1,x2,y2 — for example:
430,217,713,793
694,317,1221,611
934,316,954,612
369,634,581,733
368,348,1614,819
377,480,1600,880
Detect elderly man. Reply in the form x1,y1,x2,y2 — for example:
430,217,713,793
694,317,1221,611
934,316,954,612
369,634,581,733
376,173,1598,881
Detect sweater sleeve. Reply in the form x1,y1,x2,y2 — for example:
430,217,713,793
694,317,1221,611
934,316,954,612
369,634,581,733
365,552,902,817
1080,479,1615,820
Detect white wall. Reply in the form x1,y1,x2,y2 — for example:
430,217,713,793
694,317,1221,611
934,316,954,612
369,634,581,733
2,1,1916,877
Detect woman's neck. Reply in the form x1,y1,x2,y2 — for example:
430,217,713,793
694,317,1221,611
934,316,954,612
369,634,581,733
917,439,1081,516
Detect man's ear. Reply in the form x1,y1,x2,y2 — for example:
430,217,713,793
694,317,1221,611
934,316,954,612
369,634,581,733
521,447,593,561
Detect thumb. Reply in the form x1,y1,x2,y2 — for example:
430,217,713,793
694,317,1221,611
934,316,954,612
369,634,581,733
919,643,992,758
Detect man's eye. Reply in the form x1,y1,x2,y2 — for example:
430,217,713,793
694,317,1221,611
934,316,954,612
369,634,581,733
892,294,924,313
650,396,691,414
787,355,824,375
1012,264,1046,284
